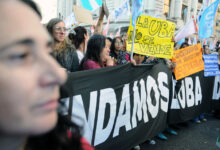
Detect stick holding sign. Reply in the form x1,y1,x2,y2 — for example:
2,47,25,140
130,0,143,60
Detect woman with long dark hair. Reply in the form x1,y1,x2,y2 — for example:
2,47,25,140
80,35,114,70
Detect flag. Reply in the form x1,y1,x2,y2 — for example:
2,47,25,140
114,0,131,22
102,17,110,36
132,0,143,27
193,36,197,45
175,17,198,42
115,27,121,37
197,0,210,24
198,0,220,39
80,0,102,11
203,39,207,46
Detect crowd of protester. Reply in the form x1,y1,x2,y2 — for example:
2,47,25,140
0,0,220,150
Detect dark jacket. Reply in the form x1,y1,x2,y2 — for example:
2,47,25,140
53,43,79,72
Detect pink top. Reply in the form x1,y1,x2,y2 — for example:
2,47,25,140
83,60,115,70
83,60,102,70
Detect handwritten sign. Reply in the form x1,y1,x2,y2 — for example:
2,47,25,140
203,54,220,77
126,15,175,59
172,44,205,80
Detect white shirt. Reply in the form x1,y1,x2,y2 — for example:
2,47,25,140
76,50,84,63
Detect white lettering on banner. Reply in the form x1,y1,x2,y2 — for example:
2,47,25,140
212,76,220,100
69,72,169,146
158,72,169,112
113,84,132,137
67,92,98,144
146,76,160,118
185,77,194,107
171,78,180,109
171,76,202,109
195,77,202,105
94,88,117,146
178,80,186,108
132,80,148,128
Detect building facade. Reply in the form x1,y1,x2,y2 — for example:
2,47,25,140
46,0,220,39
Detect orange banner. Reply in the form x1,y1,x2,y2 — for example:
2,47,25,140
172,44,204,80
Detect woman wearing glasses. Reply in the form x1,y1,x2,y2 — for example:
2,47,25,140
47,18,80,72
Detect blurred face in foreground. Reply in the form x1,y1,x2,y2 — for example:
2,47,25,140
0,1,67,135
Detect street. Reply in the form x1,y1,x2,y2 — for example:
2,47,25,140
141,114,220,150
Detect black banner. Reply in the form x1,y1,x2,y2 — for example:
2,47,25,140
212,76,220,110
61,62,220,150
168,71,214,124
61,63,172,150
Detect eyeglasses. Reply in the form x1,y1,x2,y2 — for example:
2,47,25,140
54,27,69,33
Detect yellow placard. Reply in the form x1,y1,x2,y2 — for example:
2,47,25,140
126,15,175,59
172,44,205,80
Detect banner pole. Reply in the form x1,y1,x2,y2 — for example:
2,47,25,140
130,22,136,60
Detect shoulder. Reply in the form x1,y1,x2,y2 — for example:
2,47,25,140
83,60,101,70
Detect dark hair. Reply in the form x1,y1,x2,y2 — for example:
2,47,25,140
69,26,87,49
25,113,83,150
47,18,64,36
203,45,208,49
110,37,122,56
21,0,42,19
80,35,106,69
106,37,113,43
180,42,189,49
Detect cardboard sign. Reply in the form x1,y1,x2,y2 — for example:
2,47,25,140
126,15,175,59
73,6,93,25
172,44,205,80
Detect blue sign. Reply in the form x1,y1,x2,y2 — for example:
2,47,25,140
203,54,220,76
199,0,220,39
